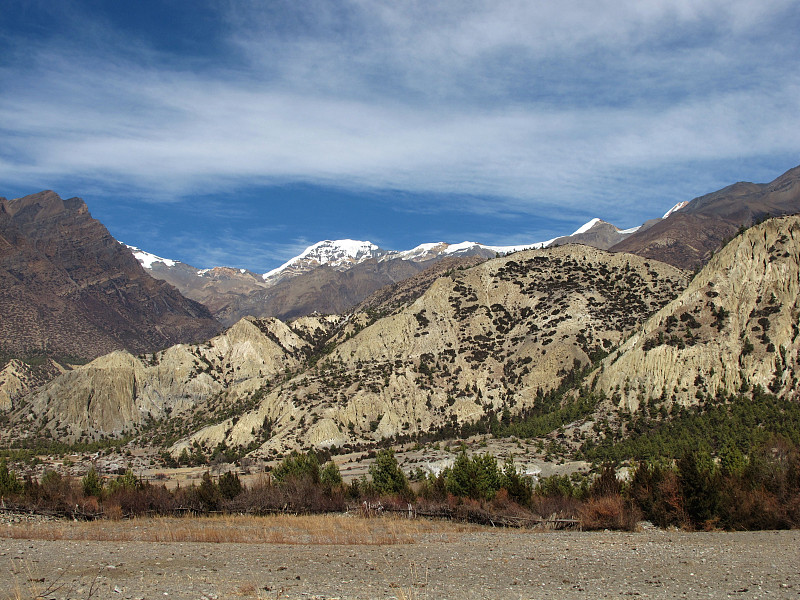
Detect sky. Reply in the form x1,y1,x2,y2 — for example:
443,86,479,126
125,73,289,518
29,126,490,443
1,0,799,272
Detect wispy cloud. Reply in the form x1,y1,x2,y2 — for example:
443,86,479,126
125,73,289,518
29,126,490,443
1,0,799,246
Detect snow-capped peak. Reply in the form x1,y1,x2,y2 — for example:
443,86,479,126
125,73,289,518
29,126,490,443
571,218,602,236
262,239,385,281
393,242,451,262
124,244,176,268
443,241,482,255
662,201,688,219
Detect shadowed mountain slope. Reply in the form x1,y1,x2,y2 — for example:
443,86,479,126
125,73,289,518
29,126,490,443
0,191,221,362
611,165,800,269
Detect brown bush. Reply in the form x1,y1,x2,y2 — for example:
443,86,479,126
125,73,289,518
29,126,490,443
719,480,794,530
530,494,582,520
104,503,123,520
77,495,101,516
224,476,346,514
579,495,640,531
106,483,177,516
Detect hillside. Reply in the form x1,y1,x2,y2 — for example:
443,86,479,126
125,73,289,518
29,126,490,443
0,191,221,362
594,215,800,409
14,315,333,440
170,245,686,457
8,245,686,451
611,165,800,269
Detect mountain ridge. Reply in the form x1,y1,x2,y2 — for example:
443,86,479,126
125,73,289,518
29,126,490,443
0,191,222,362
127,212,676,323
610,165,800,269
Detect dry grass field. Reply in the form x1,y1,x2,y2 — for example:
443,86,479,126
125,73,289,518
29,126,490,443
1,513,476,546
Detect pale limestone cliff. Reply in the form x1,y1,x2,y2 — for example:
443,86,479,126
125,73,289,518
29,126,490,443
594,215,800,410
0,360,34,411
21,317,311,439
175,245,687,456
0,358,67,411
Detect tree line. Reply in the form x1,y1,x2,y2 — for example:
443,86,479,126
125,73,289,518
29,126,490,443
1,436,797,530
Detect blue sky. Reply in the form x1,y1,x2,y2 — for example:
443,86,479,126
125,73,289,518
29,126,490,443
1,1,799,272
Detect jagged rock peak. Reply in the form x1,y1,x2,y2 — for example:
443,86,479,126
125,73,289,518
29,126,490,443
0,191,221,361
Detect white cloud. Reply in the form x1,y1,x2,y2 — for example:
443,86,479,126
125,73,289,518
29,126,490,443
1,0,799,225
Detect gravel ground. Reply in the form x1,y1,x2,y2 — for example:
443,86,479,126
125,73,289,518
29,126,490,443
1,528,798,599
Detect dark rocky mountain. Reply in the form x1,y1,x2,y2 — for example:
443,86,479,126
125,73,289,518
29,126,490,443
611,165,800,269
0,191,221,361
215,255,433,324
548,219,638,250
143,261,269,317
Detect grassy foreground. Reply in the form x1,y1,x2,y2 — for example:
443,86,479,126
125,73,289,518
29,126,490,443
0,513,477,545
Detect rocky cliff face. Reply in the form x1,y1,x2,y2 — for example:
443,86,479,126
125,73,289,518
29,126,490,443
0,191,221,361
0,359,66,411
594,215,800,410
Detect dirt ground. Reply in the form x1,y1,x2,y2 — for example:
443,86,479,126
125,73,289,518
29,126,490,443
1,524,798,600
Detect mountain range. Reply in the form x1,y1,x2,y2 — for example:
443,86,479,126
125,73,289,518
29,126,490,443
134,160,800,326
127,201,686,324
1,163,800,455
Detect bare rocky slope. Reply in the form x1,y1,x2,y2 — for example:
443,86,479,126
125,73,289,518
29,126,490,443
594,214,800,410
611,164,800,269
12,315,347,440
214,256,431,324
143,262,268,317
0,191,221,362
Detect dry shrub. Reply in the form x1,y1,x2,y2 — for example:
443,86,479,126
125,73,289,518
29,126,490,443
579,495,640,531
237,583,257,596
530,494,582,521
224,476,346,514
104,503,123,520
719,482,795,530
106,483,176,516
76,495,101,515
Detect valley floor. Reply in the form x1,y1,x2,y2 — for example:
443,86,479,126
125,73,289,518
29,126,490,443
0,517,797,599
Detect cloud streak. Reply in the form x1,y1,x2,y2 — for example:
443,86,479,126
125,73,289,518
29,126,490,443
1,0,799,234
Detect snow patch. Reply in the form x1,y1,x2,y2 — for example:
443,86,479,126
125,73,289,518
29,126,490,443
124,244,176,268
443,241,481,254
571,218,602,236
662,201,688,219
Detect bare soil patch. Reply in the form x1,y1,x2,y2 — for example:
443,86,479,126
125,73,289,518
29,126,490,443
0,516,797,599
